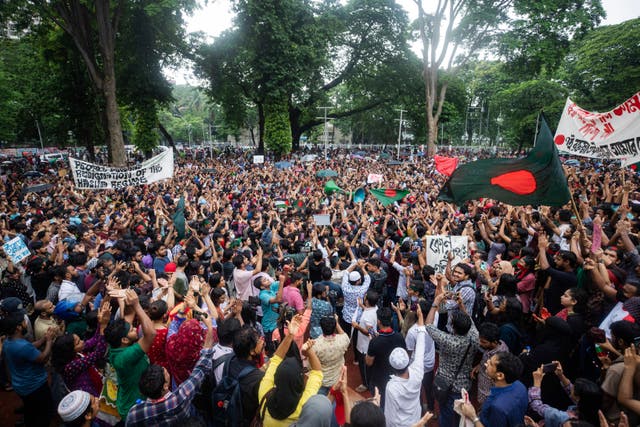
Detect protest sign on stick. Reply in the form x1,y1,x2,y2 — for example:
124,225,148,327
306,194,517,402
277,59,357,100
426,235,469,273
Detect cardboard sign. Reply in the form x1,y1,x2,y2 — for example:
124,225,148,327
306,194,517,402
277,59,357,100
3,237,31,264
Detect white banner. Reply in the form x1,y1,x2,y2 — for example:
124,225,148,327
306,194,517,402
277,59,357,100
426,235,469,273
367,173,383,184
253,155,264,164
554,93,640,163
70,147,174,189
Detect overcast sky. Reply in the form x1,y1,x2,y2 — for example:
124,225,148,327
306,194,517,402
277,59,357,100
171,0,639,84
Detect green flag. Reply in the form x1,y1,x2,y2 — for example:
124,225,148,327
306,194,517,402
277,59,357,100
172,196,186,239
369,188,410,206
438,114,570,207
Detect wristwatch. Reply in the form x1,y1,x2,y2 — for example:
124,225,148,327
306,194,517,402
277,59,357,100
472,417,480,425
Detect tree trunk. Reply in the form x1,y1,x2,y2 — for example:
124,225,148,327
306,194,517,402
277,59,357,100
290,107,302,152
102,74,126,166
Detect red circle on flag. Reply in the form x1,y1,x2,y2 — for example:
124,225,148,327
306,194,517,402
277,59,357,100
408,195,416,204
554,135,565,145
632,165,638,171
384,189,397,197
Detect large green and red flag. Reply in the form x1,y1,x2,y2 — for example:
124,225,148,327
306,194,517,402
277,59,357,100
370,188,410,206
438,114,570,206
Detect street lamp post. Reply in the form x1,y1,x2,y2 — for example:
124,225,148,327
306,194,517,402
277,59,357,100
395,109,406,160
317,107,333,160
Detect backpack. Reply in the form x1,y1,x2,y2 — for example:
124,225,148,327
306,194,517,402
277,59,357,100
211,354,257,427
458,283,485,326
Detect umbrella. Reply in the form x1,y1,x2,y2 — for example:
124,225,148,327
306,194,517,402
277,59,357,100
387,160,403,166
23,171,43,177
316,169,338,178
379,153,391,159
564,159,580,166
275,161,293,170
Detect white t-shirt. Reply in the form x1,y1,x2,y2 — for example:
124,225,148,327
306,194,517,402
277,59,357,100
405,322,435,372
356,307,378,354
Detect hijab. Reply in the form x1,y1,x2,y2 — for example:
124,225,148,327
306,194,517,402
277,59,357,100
266,356,304,420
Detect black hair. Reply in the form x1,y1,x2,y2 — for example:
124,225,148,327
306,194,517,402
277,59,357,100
479,322,500,343
218,318,241,346
378,307,393,327
321,266,332,280
422,265,435,280
148,300,168,321
320,316,337,336
232,254,245,268
496,274,518,297
233,325,259,359
368,258,381,268
350,401,385,427
557,250,577,268
312,283,326,298
455,262,475,280
212,288,226,306
566,287,588,314
574,378,602,425
104,318,128,348
51,334,76,373
241,302,258,326
365,289,379,307
209,272,223,287
494,351,523,384
610,320,640,347
139,364,166,399
0,313,24,335
451,311,472,335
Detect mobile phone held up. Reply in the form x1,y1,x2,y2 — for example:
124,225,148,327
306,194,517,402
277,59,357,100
542,362,558,374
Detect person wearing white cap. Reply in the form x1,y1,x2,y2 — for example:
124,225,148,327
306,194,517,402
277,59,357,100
340,258,371,336
57,389,99,427
384,304,433,427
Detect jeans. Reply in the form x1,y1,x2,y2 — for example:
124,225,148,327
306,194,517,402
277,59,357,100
438,390,461,427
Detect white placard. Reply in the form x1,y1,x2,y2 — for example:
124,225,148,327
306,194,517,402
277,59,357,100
313,214,331,226
253,155,264,164
426,235,469,273
367,173,384,184
70,147,173,189
3,237,31,264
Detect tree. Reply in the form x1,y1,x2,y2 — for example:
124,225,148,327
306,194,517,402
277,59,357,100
494,79,567,151
197,0,412,151
412,0,604,155
560,18,640,111
264,100,292,156
3,0,195,165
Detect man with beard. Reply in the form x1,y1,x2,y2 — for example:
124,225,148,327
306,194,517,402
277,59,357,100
104,289,157,420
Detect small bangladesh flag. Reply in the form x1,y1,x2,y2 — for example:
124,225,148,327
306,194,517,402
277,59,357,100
370,188,410,206
275,200,287,209
438,113,570,207
290,200,305,210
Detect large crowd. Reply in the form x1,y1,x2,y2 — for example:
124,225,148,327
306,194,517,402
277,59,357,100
1,147,639,427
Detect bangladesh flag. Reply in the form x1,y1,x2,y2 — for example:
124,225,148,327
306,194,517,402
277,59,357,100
370,188,410,206
438,114,570,207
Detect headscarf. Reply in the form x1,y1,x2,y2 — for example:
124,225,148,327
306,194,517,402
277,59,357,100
497,260,514,276
291,394,333,427
166,319,205,386
266,356,304,420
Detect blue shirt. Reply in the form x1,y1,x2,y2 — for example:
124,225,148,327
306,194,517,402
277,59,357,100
260,281,280,333
2,338,47,396
480,380,528,427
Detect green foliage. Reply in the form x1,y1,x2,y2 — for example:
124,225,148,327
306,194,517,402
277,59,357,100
560,18,640,111
133,104,160,153
264,101,292,155
500,0,605,78
494,79,567,149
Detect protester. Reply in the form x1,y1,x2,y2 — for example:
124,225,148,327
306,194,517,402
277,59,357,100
2,147,640,427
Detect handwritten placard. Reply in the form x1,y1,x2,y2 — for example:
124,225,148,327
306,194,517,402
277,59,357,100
426,235,469,273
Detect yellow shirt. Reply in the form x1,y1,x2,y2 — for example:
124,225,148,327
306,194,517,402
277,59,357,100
257,355,323,427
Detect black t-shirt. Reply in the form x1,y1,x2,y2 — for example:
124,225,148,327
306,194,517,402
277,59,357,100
308,260,324,283
366,331,406,393
228,357,265,427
